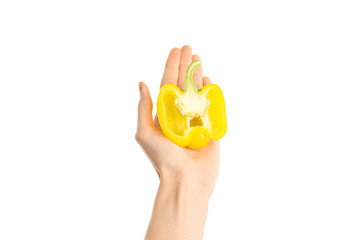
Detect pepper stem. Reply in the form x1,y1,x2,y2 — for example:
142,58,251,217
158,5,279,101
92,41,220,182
183,60,200,93
174,59,209,119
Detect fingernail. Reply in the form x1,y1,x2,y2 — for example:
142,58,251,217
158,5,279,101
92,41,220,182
139,82,142,92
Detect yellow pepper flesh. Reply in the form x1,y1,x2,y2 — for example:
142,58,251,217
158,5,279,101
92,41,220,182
157,60,227,149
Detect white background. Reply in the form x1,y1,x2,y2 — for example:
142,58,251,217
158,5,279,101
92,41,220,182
1,0,361,239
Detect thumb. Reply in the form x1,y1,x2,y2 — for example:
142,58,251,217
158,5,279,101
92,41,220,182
137,82,154,134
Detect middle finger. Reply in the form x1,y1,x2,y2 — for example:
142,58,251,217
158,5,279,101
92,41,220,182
177,45,193,89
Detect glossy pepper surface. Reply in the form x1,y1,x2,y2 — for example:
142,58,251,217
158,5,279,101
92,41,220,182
157,60,227,149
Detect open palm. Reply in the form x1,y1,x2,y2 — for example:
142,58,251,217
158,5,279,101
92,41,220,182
136,46,220,198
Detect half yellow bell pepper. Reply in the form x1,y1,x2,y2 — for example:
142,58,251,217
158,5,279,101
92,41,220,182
157,60,227,149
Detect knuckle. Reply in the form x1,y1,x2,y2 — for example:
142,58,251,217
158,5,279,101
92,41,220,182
180,63,190,69
135,131,143,143
165,63,178,69
135,129,149,143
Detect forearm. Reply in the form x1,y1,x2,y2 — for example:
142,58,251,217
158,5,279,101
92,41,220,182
145,177,209,240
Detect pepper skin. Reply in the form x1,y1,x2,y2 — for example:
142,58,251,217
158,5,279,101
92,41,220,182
157,60,227,149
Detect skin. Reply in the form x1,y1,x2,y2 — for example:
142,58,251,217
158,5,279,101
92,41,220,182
135,45,220,240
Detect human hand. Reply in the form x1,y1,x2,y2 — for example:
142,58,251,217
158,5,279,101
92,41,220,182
135,45,220,200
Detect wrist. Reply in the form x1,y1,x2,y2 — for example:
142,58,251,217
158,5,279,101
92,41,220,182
159,174,211,206
159,169,215,202
145,173,209,240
